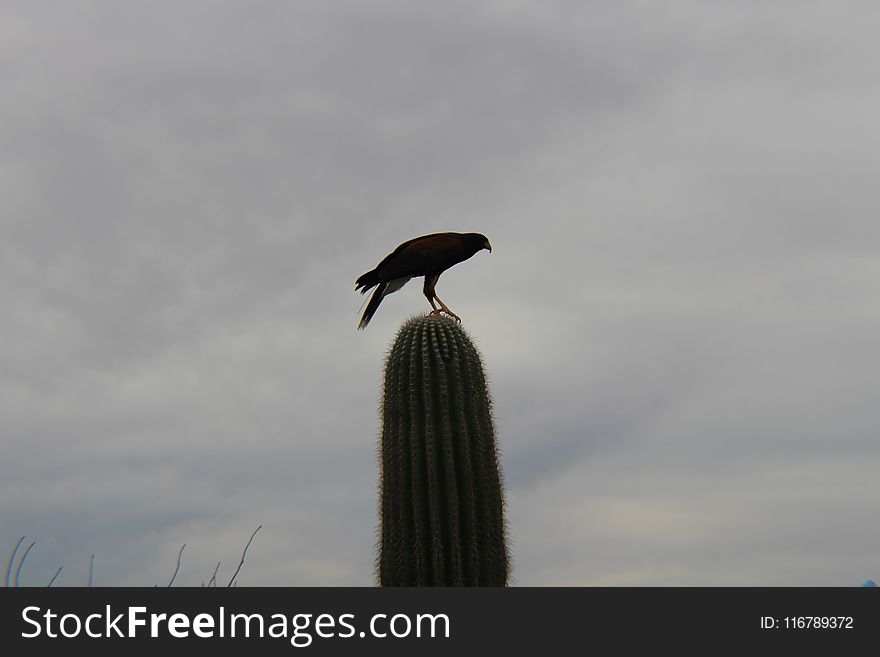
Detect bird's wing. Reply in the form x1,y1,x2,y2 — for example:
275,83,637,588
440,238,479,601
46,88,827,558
373,233,465,280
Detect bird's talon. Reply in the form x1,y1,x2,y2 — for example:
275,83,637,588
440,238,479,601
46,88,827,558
428,309,460,322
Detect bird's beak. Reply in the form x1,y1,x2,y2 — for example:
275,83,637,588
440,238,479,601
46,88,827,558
485,241,492,253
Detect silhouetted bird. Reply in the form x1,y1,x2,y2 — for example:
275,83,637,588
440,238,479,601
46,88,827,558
355,232,492,329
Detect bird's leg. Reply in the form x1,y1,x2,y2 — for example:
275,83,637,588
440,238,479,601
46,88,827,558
423,275,460,322
432,293,461,323
423,275,443,316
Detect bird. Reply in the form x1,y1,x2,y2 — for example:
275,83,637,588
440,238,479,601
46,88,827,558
355,232,492,330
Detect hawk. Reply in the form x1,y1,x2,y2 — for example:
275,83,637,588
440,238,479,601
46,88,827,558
355,232,492,329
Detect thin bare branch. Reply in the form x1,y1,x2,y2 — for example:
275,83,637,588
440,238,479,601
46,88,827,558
14,541,36,587
4,536,26,588
167,544,186,587
47,566,63,587
227,525,262,587
208,561,221,588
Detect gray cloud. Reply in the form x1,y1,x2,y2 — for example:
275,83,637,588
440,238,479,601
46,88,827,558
2,1,878,585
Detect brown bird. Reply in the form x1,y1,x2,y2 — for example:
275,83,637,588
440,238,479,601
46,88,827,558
355,232,492,329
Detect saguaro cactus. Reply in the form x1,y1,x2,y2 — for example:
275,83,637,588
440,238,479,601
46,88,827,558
378,314,508,586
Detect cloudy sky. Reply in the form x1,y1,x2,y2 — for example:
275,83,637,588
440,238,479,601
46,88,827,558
2,0,879,586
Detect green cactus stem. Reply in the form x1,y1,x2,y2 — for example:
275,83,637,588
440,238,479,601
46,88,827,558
378,314,509,586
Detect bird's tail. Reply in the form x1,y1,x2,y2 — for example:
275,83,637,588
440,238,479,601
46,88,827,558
355,268,380,294
358,282,387,330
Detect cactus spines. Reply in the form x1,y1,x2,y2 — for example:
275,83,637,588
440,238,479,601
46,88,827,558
379,314,508,586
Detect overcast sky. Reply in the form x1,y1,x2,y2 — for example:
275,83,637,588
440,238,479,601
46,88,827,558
2,1,879,586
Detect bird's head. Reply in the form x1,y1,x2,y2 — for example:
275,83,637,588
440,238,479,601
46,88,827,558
467,232,492,253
